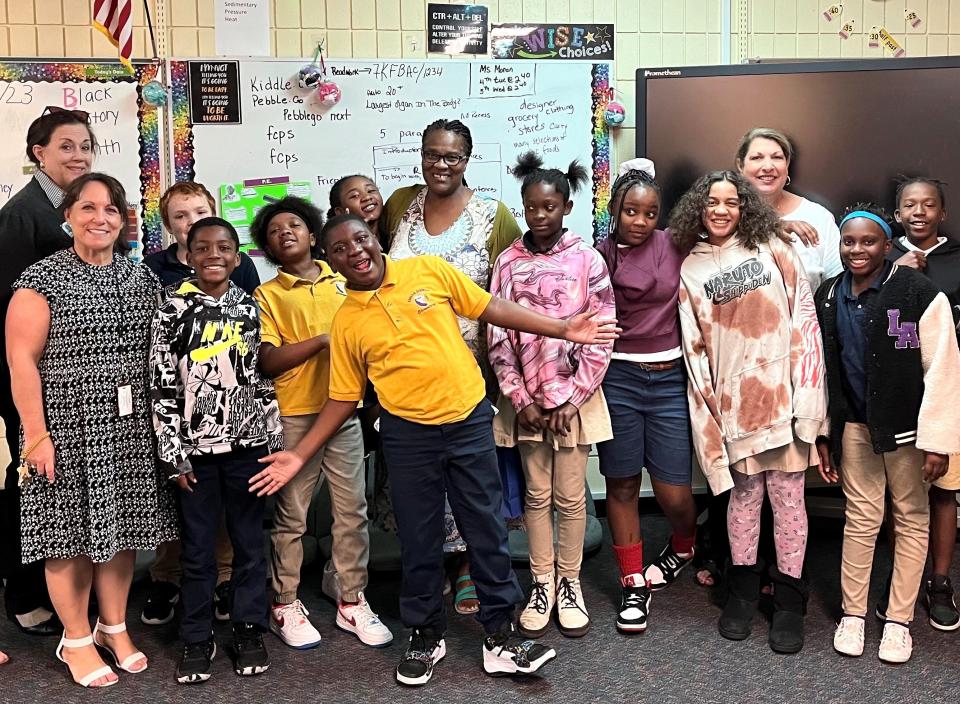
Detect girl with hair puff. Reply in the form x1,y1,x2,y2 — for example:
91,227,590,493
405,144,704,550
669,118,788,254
488,151,615,639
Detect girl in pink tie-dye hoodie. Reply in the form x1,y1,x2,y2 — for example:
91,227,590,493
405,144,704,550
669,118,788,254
488,152,615,639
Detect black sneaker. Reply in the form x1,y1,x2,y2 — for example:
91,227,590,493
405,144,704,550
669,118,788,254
643,542,694,591
617,582,651,633
925,575,960,631
232,622,270,676
176,637,216,684
141,580,180,626
396,628,446,686
214,580,232,622
482,622,556,677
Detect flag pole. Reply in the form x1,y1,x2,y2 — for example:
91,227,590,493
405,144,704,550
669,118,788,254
142,0,158,59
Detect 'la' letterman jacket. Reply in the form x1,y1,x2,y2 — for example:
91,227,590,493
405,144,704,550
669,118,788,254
814,263,960,465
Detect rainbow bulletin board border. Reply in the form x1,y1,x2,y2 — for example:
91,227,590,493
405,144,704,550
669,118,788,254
169,60,613,242
0,61,164,253
590,63,611,243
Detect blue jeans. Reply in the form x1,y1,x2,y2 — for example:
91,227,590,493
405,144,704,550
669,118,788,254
597,360,693,485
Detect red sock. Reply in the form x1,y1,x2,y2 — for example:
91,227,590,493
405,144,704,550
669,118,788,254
612,542,644,585
671,531,696,558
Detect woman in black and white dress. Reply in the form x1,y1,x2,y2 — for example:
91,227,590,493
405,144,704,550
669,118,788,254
6,173,177,688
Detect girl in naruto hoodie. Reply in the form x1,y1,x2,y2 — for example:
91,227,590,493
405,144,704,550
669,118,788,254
671,171,826,655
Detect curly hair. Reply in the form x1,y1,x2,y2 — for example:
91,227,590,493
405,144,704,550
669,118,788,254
249,196,325,266
669,170,781,253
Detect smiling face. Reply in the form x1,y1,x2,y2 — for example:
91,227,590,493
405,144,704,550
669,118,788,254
166,193,214,249
523,181,571,248
737,137,789,199
421,130,469,197
324,218,384,290
65,180,123,255
840,217,892,280
188,225,240,290
615,183,660,247
334,176,383,225
33,123,94,190
265,211,315,267
895,182,947,244
702,180,741,244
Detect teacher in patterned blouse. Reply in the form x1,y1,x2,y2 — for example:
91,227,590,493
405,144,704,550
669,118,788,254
379,118,522,614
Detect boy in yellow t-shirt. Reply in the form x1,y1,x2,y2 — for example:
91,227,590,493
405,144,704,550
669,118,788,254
250,214,618,687
251,198,392,652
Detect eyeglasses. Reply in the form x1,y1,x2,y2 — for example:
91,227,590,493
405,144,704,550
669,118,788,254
421,150,468,166
42,105,90,123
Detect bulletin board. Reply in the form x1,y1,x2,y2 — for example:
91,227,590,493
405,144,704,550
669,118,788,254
167,57,613,268
0,60,165,258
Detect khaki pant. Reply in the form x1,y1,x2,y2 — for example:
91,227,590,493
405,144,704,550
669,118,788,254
270,414,368,603
151,518,233,586
839,422,930,624
519,437,589,579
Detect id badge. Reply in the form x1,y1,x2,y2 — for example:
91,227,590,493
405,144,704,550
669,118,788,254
117,384,133,417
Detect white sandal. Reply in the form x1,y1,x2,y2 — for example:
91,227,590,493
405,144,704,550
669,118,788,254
55,632,118,688
93,620,148,673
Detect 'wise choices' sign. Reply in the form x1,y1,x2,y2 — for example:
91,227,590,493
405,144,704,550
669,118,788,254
491,24,614,60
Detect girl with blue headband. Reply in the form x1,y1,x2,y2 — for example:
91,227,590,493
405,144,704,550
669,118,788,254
814,203,960,665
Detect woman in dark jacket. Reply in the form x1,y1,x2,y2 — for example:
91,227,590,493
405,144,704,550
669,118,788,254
0,107,95,645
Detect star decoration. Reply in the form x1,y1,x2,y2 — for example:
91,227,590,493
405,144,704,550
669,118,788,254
594,26,611,43
584,31,596,44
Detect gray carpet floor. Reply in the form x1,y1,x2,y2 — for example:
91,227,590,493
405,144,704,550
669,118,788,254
2,516,958,704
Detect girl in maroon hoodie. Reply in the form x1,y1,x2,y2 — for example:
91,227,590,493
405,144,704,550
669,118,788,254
595,165,699,633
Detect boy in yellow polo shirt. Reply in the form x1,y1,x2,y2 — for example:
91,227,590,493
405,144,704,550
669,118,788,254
251,199,392,652
250,214,619,687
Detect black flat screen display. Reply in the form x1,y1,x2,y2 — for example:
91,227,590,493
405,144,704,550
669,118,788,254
636,57,960,236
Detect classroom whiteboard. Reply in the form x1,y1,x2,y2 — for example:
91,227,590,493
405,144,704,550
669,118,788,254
168,58,612,272
0,61,164,257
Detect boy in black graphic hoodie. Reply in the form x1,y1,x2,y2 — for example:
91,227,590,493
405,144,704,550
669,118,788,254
149,217,282,684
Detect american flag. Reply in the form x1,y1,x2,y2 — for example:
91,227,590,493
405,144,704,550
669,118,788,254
92,0,134,71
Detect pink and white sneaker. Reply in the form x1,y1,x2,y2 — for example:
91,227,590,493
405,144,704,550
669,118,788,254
270,600,322,650
336,592,394,647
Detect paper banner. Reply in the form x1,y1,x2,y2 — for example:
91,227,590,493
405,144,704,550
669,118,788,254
822,4,842,21
839,19,856,39
904,9,922,29
878,27,905,58
868,26,880,48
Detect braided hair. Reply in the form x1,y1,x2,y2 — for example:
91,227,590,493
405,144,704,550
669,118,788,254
895,175,947,209
512,151,588,201
601,169,661,274
422,118,473,157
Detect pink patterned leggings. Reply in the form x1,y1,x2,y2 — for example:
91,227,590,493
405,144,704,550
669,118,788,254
727,470,807,578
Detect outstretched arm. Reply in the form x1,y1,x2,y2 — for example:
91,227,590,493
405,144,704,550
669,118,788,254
248,398,359,496
479,297,619,345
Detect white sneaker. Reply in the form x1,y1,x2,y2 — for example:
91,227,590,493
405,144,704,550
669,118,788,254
833,616,865,657
336,592,394,647
878,622,913,664
271,600,322,650
556,576,590,637
518,572,556,638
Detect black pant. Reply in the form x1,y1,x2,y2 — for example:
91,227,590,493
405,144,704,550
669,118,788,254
178,446,269,643
380,402,523,635
0,392,50,618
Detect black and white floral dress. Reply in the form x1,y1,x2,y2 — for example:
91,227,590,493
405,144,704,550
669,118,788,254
14,250,178,564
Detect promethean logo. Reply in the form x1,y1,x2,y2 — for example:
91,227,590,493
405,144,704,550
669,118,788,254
644,69,681,76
